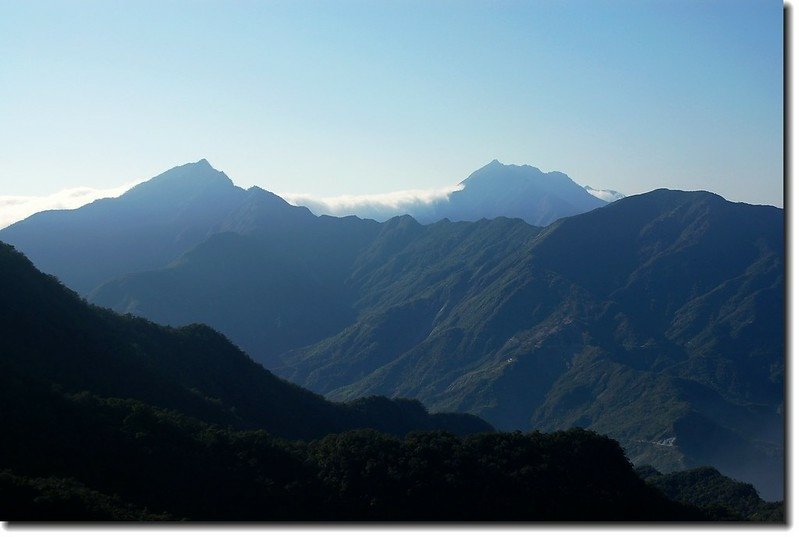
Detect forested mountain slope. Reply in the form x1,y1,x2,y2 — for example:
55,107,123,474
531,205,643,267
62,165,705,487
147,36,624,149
280,190,784,499
91,188,783,499
1,241,724,522
0,241,491,440
3,160,783,500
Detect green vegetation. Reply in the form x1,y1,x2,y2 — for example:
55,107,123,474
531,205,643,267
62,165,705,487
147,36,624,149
0,163,784,509
0,241,490,440
0,372,702,522
0,470,170,521
1,375,778,521
640,466,784,522
284,190,784,499
6,165,783,500
0,240,781,521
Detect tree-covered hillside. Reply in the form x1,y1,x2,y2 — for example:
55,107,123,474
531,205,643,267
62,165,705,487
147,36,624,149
282,190,784,499
0,241,490,440
87,188,783,499
639,466,784,522
2,160,784,501
1,240,758,522
0,377,710,522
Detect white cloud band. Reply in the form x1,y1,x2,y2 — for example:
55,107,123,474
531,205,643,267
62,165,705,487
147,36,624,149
280,184,464,221
0,183,137,229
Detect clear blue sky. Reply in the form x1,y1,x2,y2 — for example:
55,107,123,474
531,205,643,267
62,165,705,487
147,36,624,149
0,0,784,206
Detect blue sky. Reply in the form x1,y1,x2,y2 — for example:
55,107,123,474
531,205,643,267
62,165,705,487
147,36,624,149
0,0,784,207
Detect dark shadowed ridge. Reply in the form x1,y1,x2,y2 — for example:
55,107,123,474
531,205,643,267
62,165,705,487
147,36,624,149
0,247,777,521
217,185,317,235
0,240,491,440
641,466,783,521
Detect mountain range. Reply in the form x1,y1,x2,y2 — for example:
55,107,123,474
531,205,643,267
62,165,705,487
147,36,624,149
0,159,783,501
0,239,779,521
0,159,610,295
8,237,756,522
286,159,611,225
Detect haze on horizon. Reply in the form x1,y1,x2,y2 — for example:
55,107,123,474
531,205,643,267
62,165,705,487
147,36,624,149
0,158,619,229
0,1,783,211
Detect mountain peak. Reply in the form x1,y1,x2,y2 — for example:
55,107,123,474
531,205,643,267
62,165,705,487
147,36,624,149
445,161,607,226
174,158,219,174
465,160,545,183
122,160,235,201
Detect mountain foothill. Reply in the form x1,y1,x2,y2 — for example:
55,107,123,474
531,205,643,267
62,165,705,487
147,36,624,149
0,159,784,519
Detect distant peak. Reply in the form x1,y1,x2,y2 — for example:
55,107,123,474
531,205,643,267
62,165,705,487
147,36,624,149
480,159,511,171
460,159,506,181
474,160,542,174
166,158,218,174
122,159,234,200
462,160,545,186
182,158,214,170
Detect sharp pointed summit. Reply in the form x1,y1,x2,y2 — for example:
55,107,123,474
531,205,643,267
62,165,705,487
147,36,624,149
122,159,235,201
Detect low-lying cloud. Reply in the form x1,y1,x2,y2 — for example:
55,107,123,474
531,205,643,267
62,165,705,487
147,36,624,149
0,181,466,230
281,184,464,222
1,179,623,230
584,187,625,202
0,183,137,229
